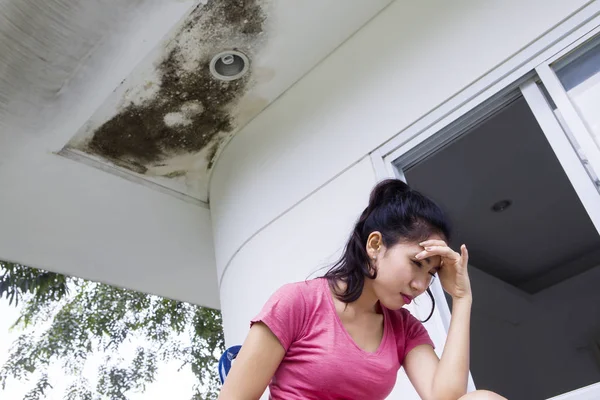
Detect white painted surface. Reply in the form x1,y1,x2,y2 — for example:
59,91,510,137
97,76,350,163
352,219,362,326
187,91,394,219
564,69,600,150
0,0,195,153
210,0,593,281
218,157,376,346
0,152,219,309
469,265,600,400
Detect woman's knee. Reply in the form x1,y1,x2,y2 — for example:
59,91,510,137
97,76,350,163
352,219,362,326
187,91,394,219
458,389,507,400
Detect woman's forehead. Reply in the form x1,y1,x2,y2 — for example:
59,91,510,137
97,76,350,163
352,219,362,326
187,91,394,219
399,235,444,250
393,241,424,253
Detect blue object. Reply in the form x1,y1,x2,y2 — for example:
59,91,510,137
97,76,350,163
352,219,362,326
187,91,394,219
218,345,242,384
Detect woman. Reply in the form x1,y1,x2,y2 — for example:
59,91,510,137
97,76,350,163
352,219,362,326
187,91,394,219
218,179,506,400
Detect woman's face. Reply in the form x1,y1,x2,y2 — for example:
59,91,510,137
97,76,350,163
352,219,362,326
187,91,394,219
367,232,443,311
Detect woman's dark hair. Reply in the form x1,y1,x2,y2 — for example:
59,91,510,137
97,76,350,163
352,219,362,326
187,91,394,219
324,179,451,322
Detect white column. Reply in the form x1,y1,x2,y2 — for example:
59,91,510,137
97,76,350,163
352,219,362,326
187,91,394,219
211,157,376,347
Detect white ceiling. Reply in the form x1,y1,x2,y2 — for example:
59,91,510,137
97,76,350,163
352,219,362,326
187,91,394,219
405,96,600,293
0,0,392,205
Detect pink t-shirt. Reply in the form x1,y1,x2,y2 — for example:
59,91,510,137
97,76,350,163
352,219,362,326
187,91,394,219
251,278,434,400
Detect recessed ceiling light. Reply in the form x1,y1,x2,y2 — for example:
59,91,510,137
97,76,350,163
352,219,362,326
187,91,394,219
491,199,512,213
209,50,249,81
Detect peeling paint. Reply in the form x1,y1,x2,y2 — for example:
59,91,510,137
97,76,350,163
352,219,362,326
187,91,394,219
70,0,270,181
163,100,205,127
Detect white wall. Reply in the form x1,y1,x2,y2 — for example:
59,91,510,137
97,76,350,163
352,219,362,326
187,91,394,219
210,0,593,283
218,157,376,346
468,264,600,400
0,152,220,309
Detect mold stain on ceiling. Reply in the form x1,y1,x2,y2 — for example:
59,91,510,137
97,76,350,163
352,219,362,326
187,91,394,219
63,0,272,203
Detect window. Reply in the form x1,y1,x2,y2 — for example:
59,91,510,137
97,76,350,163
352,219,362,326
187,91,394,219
553,37,600,151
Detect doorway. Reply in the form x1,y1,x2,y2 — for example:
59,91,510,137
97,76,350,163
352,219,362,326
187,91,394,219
395,91,600,399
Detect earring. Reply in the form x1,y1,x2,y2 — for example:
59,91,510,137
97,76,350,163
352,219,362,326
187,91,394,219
372,256,377,260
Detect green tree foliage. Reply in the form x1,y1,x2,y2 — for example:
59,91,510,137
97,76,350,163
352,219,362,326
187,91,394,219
0,263,68,307
0,262,224,399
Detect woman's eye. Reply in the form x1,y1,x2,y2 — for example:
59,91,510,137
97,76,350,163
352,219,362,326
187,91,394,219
412,260,423,268
429,268,441,277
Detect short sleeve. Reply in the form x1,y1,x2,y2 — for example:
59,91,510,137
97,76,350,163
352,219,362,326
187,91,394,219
402,310,435,362
250,283,307,351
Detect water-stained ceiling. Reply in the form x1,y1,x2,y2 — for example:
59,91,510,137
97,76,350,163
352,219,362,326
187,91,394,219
21,0,392,204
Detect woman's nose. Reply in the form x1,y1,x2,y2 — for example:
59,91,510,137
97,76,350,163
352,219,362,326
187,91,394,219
411,269,434,292
410,276,427,293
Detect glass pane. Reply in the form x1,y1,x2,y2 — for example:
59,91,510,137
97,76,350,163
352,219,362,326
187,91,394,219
537,82,600,193
554,38,600,150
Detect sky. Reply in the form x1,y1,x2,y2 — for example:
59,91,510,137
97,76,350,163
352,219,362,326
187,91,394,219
0,299,199,400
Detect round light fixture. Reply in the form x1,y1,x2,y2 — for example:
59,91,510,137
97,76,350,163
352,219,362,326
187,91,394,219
491,199,512,213
209,50,250,81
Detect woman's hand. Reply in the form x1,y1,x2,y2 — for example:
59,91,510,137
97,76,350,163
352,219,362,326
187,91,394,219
417,240,472,301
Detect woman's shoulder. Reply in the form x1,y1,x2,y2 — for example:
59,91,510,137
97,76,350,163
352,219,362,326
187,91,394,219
274,278,326,303
278,277,322,289
252,279,327,351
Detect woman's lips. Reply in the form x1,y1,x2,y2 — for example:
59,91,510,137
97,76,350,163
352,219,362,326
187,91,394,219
401,294,413,305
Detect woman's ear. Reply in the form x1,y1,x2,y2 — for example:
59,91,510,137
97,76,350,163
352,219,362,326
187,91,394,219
366,231,383,261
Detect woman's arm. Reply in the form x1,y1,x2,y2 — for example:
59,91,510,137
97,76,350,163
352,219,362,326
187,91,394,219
218,322,285,400
404,241,473,400
404,296,472,400
433,296,471,397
